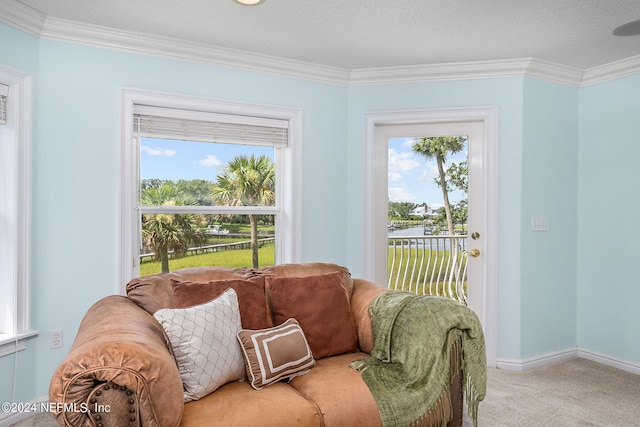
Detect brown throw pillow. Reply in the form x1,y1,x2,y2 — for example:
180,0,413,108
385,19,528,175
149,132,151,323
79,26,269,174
237,318,315,390
171,279,269,330
266,271,358,358
126,266,258,314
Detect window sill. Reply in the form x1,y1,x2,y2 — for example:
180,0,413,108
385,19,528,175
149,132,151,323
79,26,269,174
0,331,39,357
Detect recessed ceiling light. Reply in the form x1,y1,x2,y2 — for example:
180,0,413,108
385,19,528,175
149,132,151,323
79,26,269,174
233,0,265,5
613,19,640,36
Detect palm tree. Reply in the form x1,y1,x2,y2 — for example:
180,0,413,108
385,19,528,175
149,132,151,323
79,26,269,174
412,136,466,235
141,184,206,273
210,154,275,268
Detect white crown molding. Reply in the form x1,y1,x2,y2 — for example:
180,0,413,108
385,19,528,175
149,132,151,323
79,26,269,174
0,0,45,37
41,17,351,85
581,54,640,87
524,59,584,87
349,58,584,87
349,58,532,85
1,0,639,87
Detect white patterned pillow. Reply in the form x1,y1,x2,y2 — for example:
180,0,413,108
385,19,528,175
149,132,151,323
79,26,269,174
153,287,245,402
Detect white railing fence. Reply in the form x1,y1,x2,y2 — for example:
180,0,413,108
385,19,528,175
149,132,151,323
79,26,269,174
140,237,275,261
388,235,468,304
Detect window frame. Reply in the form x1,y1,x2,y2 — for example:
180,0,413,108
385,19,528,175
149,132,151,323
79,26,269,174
119,89,302,290
0,65,35,356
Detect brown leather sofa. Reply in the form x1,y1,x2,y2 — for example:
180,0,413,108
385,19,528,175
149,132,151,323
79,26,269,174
49,263,465,427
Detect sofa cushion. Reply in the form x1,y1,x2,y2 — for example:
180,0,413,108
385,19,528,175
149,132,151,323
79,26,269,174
290,352,452,427
180,381,322,427
267,271,358,359
237,318,315,390
289,352,383,427
171,278,270,330
153,288,245,402
126,266,261,314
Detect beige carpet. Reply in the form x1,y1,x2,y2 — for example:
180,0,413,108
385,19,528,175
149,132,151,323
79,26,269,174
8,358,640,427
6,412,56,427
464,357,640,427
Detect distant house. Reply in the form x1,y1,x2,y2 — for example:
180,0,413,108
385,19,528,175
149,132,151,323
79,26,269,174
411,204,428,217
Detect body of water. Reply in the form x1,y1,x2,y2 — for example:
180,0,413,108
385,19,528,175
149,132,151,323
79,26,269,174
388,226,427,237
388,226,467,251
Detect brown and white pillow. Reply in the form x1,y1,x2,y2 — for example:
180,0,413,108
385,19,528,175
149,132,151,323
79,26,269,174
237,318,315,390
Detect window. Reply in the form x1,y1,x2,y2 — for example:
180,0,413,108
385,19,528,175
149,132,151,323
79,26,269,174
0,66,34,355
120,90,302,287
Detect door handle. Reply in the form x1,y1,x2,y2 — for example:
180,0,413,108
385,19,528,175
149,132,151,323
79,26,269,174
469,248,481,257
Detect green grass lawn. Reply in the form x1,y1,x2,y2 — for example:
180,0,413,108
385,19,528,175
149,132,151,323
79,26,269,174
387,247,468,299
388,248,457,278
139,243,275,277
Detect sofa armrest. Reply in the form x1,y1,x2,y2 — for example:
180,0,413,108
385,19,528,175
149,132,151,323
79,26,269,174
49,295,184,427
350,280,466,427
350,278,389,354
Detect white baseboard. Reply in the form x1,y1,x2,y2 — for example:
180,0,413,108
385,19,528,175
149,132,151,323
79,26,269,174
0,396,49,426
577,348,640,375
496,346,640,375
496,347,578,371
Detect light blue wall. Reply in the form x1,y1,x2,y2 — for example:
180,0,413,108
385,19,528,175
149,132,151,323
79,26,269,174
0,23,39,70
578,74,640,362
1,24,350,401
520,79,579,358
1,20,639,406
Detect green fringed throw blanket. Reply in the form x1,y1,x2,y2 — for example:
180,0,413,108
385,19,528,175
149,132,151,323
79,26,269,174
350,292,486,427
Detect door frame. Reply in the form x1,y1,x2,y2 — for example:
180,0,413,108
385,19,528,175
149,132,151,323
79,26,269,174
363,106,498,367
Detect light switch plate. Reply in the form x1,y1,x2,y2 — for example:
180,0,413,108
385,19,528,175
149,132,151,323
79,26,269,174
531,216,550,231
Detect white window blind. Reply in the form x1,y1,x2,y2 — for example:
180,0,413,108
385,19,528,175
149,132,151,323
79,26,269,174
0,83,8,125
133,105,288,147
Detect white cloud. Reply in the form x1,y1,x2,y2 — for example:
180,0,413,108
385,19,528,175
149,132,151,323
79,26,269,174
418,162,439,182
418,157,464,182
388,171,403,182
402,138,416,148
389,186,417,202
198,155,222,167
388,148,420,173
141,145,176,157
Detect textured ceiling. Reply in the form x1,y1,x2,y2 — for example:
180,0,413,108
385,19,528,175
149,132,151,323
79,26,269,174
16,0,640,70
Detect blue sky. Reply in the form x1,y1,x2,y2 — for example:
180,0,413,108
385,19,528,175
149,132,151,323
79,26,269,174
388,137,467,209
141,136,467,209
140,137,274,181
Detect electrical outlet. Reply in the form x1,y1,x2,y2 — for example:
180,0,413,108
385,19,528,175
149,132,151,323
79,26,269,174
49,329,63,349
